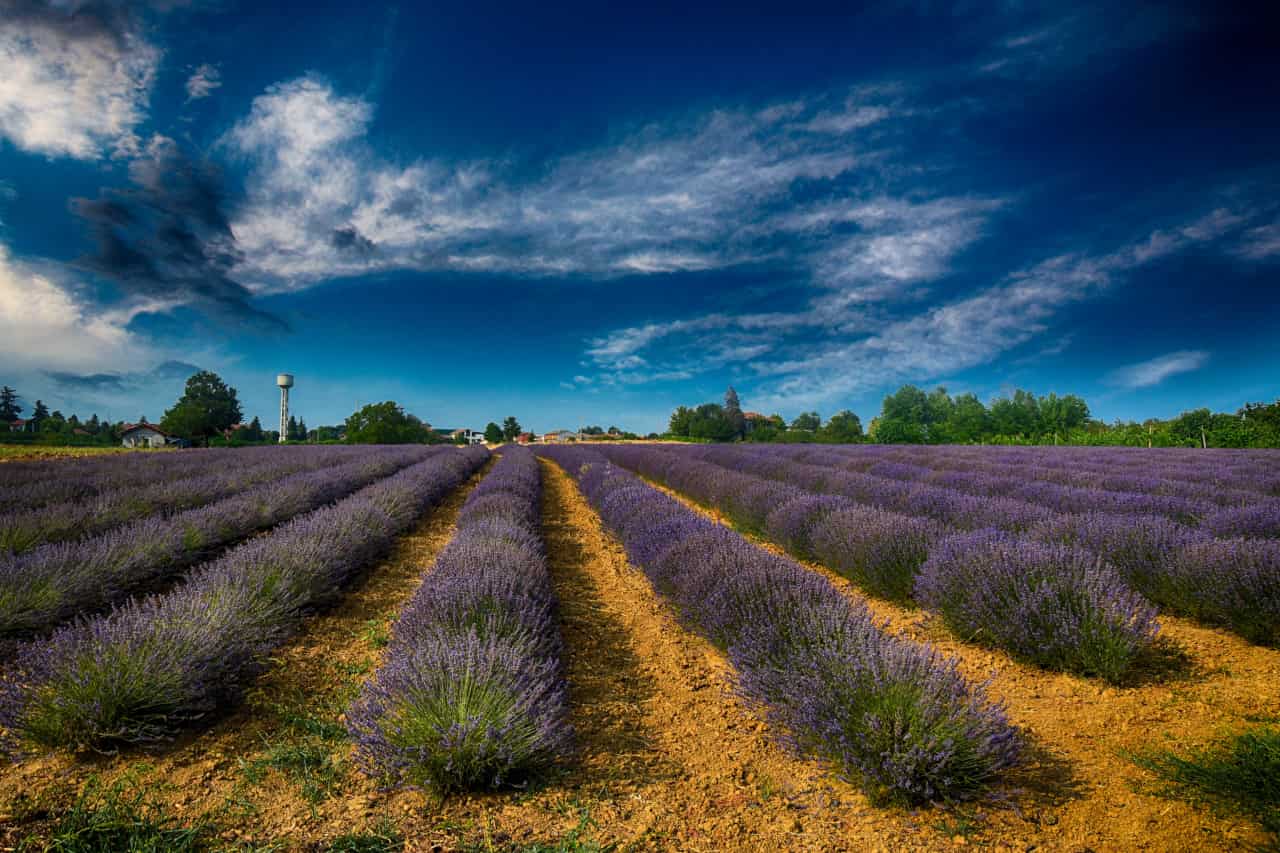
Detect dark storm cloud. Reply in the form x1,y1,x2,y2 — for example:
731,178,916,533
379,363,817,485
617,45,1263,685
70,138,288,331
44,360,201,393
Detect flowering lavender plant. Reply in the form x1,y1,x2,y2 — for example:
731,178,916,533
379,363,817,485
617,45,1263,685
347,447,571,790
0,448,488,752
916,530,1161,682
542,446,1019,803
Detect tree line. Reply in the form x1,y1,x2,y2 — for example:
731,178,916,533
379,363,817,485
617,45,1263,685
665,385,1280,448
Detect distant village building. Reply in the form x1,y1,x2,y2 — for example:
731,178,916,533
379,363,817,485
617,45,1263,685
541,429,577,444
516,432,535,445
120,423,175,448
8,419,30,432
450,428,486,445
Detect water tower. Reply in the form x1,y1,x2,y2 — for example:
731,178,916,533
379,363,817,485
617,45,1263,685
277,373,294,443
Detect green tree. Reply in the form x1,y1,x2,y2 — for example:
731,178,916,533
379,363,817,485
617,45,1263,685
818,409,863,443
668,406,694,437
0,386,21,423
160,371,243,446
286,415,300,441
724,386,745,439
1039,393,1089,440
875,385,928,443
345,401,432,444
484,422,504,443
790,411,821,432
688,403,737,441
581,425,605,435
942,392,990,443
502,416,522,441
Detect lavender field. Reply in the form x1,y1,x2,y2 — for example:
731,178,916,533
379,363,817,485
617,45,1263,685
1,443,1277,850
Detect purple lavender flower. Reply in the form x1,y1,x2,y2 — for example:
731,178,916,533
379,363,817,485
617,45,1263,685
916,530,1160,682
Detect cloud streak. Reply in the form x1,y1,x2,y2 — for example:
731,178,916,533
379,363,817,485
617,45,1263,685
1105,350,1210,390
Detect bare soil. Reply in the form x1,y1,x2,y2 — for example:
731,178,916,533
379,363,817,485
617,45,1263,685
642,474,1280,852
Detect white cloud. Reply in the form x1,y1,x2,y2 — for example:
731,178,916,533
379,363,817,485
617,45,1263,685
224,77,900,291
0,242,154,374
1105,350,1210,390
184,63,221,100
1236,223,1280,260
581,206,1247,410
0,5,160,159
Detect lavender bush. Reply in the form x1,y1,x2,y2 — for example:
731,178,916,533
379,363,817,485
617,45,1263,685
0,447,437,642
0,448,488,751
810,506,944,603
916,530,1161,682
0,445,360,554
1171,538,1280,646
347,447,571,791
543,446,1019,804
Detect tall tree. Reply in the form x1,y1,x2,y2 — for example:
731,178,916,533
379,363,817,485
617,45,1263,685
484,422,504,443
723,386,745,439
501,416,522,441
160,370,243,446
0,386,21,422
31,400,49,429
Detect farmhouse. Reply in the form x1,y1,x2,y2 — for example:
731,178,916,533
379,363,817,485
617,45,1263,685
450,428,486,445
541,429,578,444
516,432,535,445
120,423,173,448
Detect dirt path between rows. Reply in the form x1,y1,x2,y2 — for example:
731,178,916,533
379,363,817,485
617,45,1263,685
640,474,1280,852
426,458,961,852
0,456,495,849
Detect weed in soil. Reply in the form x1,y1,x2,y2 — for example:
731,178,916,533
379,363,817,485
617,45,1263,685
1128,725,1280,843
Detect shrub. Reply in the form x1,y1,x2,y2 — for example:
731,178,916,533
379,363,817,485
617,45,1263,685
915,530,1160,682
810,506,942,603
348,447,571,791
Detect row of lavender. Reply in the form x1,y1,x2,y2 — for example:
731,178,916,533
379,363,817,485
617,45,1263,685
0,445,383,554
799,444,1280,504
701,445,1279,536
0,446,488,752
0,445,314,513
541,446,1019,803
348,446,571,791
597,445,1276,679
0,446,440,644
666,445,1278,636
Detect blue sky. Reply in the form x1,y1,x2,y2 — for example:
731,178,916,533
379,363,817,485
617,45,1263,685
1,1,1277,434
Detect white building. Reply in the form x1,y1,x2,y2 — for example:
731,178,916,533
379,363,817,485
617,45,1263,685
451,428,487,445
120,424,172,448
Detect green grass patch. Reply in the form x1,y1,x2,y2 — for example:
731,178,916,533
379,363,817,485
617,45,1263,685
1130,725,1280,843
30,771,212,852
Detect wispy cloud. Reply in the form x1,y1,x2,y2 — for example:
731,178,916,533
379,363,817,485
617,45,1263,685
223,75,914,290
583,204,1251,410
0,0,169,159
184,63,221,100
1236,222,1280,260
1105,350,1210,389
